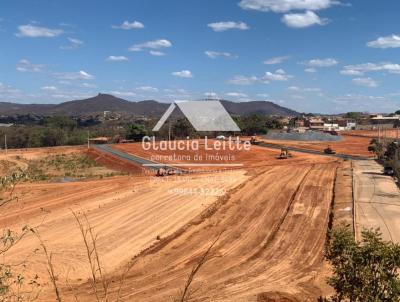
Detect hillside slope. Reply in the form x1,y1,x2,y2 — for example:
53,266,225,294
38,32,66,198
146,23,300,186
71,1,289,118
0,94,299,116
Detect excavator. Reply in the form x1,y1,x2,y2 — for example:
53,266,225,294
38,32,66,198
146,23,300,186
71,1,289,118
324,145,336,155
250,136,260,145
156,167,178,177
276,147,293,159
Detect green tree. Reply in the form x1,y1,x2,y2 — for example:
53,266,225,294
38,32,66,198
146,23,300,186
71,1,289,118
43,116,77,131
240,114,269,135
323,226,400,302
125,123,148,140
344,112,363,120
384,142,399,160
41,128,66,146
172,118,196,138
369,139,384,160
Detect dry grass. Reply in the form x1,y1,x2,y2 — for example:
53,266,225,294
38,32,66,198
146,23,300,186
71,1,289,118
176,233,222,302
71,210,109,302
30,229,62,302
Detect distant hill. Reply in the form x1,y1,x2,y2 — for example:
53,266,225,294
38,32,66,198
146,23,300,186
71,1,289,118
0,93,298,117
219,100,298,116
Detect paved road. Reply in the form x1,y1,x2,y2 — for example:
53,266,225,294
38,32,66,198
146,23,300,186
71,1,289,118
93,144,182,172
353,160,400,243
257,141,368,160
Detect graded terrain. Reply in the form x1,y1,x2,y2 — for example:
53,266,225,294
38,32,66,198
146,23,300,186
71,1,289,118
0,143,343,302
260,134,373,158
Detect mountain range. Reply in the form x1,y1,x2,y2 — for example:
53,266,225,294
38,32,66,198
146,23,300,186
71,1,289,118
0,93,299,117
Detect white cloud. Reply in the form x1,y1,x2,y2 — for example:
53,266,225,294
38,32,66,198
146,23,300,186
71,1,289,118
304,87,322,92
238,0,340,13
54,70,95,80
305,67,317,73
16,24,64,38
304,58,338,67
229,75,258,85
172,70,193,78
207,21,249,32
332,94,399,112
41,86,58,91
263,55,290,65
60,37,83,50
341,62,400,76
112,20,144,30
291,95,305,100
257,93,269,98
106,55,129,62
340,69,363,76
263,69,293,82
16,59,44,72
51,92,94,100
110,91,136,97
0,82,21,99
367,35,400,49
129,39,172,52
282,11,328,28
226,92,248,98
352,77,378,88
204,92,219,99
288,86,321,92
149,50,165,56
136,86,159,92
82,83,97,88
205,51,238,59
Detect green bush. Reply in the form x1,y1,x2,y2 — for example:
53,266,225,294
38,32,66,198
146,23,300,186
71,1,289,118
323,226,400,302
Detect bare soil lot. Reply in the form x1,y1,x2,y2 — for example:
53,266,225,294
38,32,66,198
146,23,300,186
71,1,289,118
0,146,120,179
1,144,341,302
1,170,247,285
111,141,336,171
344,129,399,139
73,162,339,301
260,134,372,158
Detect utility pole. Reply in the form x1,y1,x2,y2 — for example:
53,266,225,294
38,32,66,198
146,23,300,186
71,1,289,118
4,134,7,155
87,130,90,149
384,128,387,144
378,125,381,144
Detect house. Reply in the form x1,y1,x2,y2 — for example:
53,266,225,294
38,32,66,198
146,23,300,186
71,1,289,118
370,114,400,125
294,119,305,128
89,137,110,144
323,123,339,131
305,118,324,130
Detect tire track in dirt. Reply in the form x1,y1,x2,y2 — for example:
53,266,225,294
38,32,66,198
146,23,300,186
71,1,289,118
74,163,339,302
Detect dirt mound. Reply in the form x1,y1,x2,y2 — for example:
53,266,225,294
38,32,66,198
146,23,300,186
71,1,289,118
344,129,398,139
111,141,336,172
69,162,337,301
257,291,299,302
261,135,372,158
86,148,143,174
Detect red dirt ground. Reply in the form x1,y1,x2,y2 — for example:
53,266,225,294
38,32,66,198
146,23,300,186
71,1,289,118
260,134,372,158
86,148,144,174
72,162,339,301
343,129,400,139
2,144,342,302
111,140,336,172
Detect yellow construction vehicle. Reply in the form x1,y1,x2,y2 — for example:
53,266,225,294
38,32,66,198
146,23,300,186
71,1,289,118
276,147,292,159
324,145,336,155
156,167,178,177
250,136,260,145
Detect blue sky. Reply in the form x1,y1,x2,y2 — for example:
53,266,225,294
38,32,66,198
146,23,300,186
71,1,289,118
1,0,400,113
